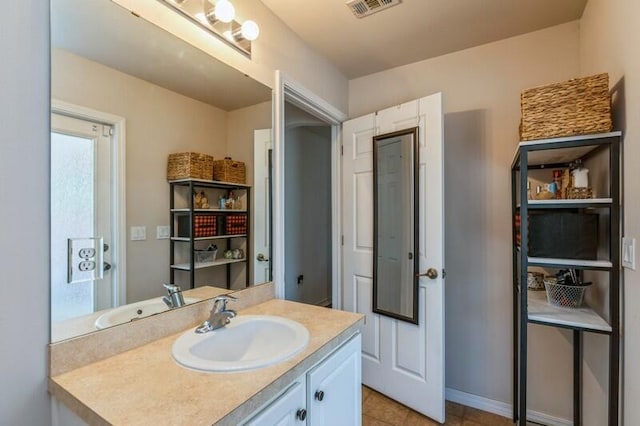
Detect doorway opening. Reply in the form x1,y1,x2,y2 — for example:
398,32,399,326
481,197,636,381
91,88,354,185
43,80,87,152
284,102,333,306
273,72,348,307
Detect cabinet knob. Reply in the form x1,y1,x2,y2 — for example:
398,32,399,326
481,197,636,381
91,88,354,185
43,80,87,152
296,408,307,421
314,390,325,401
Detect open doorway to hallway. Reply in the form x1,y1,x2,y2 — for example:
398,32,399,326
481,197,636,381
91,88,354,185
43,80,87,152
284,101,333,307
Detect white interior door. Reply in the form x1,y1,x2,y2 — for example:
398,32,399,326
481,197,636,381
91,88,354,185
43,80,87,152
51,113,114,321
253,129,272,284
342,94,445,422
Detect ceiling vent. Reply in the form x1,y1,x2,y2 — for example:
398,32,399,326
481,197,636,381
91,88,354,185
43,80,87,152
346,0,401,18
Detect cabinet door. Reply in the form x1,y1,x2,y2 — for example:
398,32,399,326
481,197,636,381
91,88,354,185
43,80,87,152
243,379,307,426
307,334,362,426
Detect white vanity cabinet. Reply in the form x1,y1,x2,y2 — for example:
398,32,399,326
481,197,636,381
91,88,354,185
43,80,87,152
307,333,361,425
243,379,308,426
242,333,362,426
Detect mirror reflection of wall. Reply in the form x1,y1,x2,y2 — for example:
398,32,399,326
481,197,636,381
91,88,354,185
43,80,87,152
50,0,272,342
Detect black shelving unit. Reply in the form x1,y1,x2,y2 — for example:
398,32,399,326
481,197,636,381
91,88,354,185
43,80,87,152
511,131,622,425
169,178,251,290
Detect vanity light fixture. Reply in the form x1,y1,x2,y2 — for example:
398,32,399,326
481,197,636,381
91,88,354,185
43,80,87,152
159,0,259,57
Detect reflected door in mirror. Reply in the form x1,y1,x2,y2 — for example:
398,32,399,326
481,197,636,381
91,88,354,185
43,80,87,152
51,113,115,322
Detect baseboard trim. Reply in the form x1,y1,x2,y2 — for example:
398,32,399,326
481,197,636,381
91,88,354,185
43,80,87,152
445,388,572,426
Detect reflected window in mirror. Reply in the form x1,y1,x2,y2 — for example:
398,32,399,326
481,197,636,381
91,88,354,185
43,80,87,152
373,128,419,324
50,0,273,342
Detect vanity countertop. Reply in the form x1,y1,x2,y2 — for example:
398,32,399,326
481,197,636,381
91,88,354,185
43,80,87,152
49,299,364,425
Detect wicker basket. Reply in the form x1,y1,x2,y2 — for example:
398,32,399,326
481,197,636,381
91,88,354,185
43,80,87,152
520,73,612,141
167,152,214,181
564,187,593,199
213,158,246,184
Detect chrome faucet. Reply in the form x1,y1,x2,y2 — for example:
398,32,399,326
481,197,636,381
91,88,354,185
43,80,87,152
195,295,237,334
162,283,185,309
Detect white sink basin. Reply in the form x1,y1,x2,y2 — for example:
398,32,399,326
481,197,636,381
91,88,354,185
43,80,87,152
95,297,199,329
172,315,310,372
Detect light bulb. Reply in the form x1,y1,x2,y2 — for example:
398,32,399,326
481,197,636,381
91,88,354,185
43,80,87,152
214,0,235,23
241,20,260,41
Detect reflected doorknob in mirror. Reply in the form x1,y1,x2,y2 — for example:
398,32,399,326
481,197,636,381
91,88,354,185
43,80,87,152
417,268,438,279
256,253,269,262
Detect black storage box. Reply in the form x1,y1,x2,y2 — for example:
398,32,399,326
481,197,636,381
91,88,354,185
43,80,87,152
527,212,599,260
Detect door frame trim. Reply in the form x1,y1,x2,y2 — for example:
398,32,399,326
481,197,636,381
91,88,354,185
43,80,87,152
51,99,127,307
273,71,347,307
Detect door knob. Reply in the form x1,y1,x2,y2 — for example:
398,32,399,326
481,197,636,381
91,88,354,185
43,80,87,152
256,253,269,262
103,262,112,272
417,268,438,279
315,390,325,401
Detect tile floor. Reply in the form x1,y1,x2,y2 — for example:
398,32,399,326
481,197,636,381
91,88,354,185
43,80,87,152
362,386,515,426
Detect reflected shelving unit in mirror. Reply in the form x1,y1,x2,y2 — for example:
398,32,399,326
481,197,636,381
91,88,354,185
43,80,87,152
170,178,251,290
511,131,622,426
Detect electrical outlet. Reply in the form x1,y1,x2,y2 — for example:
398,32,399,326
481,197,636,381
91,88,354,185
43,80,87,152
78,260,96,272
67,237,104,284
157,225,171,239
131,226,146,241
623,237,636,270
78,248,96,259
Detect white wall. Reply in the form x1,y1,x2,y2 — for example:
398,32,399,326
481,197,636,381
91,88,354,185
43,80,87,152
52,48,230,303
350,22,584,421
284,126,332,305
580,1,640,424
0,1,51,424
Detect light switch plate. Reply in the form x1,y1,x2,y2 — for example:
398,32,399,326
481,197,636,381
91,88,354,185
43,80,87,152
130,226,146,241
157,225,171,239
622,237,636,270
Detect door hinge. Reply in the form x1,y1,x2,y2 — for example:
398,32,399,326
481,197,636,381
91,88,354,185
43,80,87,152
341,235,344,246
102,126,113,137
341,145,344,156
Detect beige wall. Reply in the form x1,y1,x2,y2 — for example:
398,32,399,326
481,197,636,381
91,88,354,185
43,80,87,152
580,1,640,424
349,22,585,422
113,0,349,114
52,48,230,303
0,1,51,423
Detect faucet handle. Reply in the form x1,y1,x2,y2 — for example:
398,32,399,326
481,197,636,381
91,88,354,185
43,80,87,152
163,283,182,294
213,294,237,311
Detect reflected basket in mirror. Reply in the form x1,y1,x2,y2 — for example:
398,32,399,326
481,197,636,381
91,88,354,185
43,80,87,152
213,157,246,184
167,152,214,181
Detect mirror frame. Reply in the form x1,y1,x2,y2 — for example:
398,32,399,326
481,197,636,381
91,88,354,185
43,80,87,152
372,127,420,324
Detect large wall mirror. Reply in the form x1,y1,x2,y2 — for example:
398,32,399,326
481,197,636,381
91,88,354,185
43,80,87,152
50,0,273,342
373,128,419,324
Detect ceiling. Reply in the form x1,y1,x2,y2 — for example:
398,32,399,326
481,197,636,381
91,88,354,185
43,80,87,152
51,0,271,111
260,0,588,79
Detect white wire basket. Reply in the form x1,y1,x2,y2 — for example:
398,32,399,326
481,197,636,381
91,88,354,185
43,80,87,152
544,282,591,308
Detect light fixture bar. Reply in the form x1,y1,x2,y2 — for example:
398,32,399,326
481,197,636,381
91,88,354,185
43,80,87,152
157,0,256,57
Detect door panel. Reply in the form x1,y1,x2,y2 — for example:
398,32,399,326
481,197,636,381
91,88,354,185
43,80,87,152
355,275,380,361
51,113,114,321
307,335,362,426
253,129,272,284
342,94,444,422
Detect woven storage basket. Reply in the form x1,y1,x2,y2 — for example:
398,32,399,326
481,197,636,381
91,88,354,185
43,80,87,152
167,152,213,181
520,73,612,141
213,158,246,184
